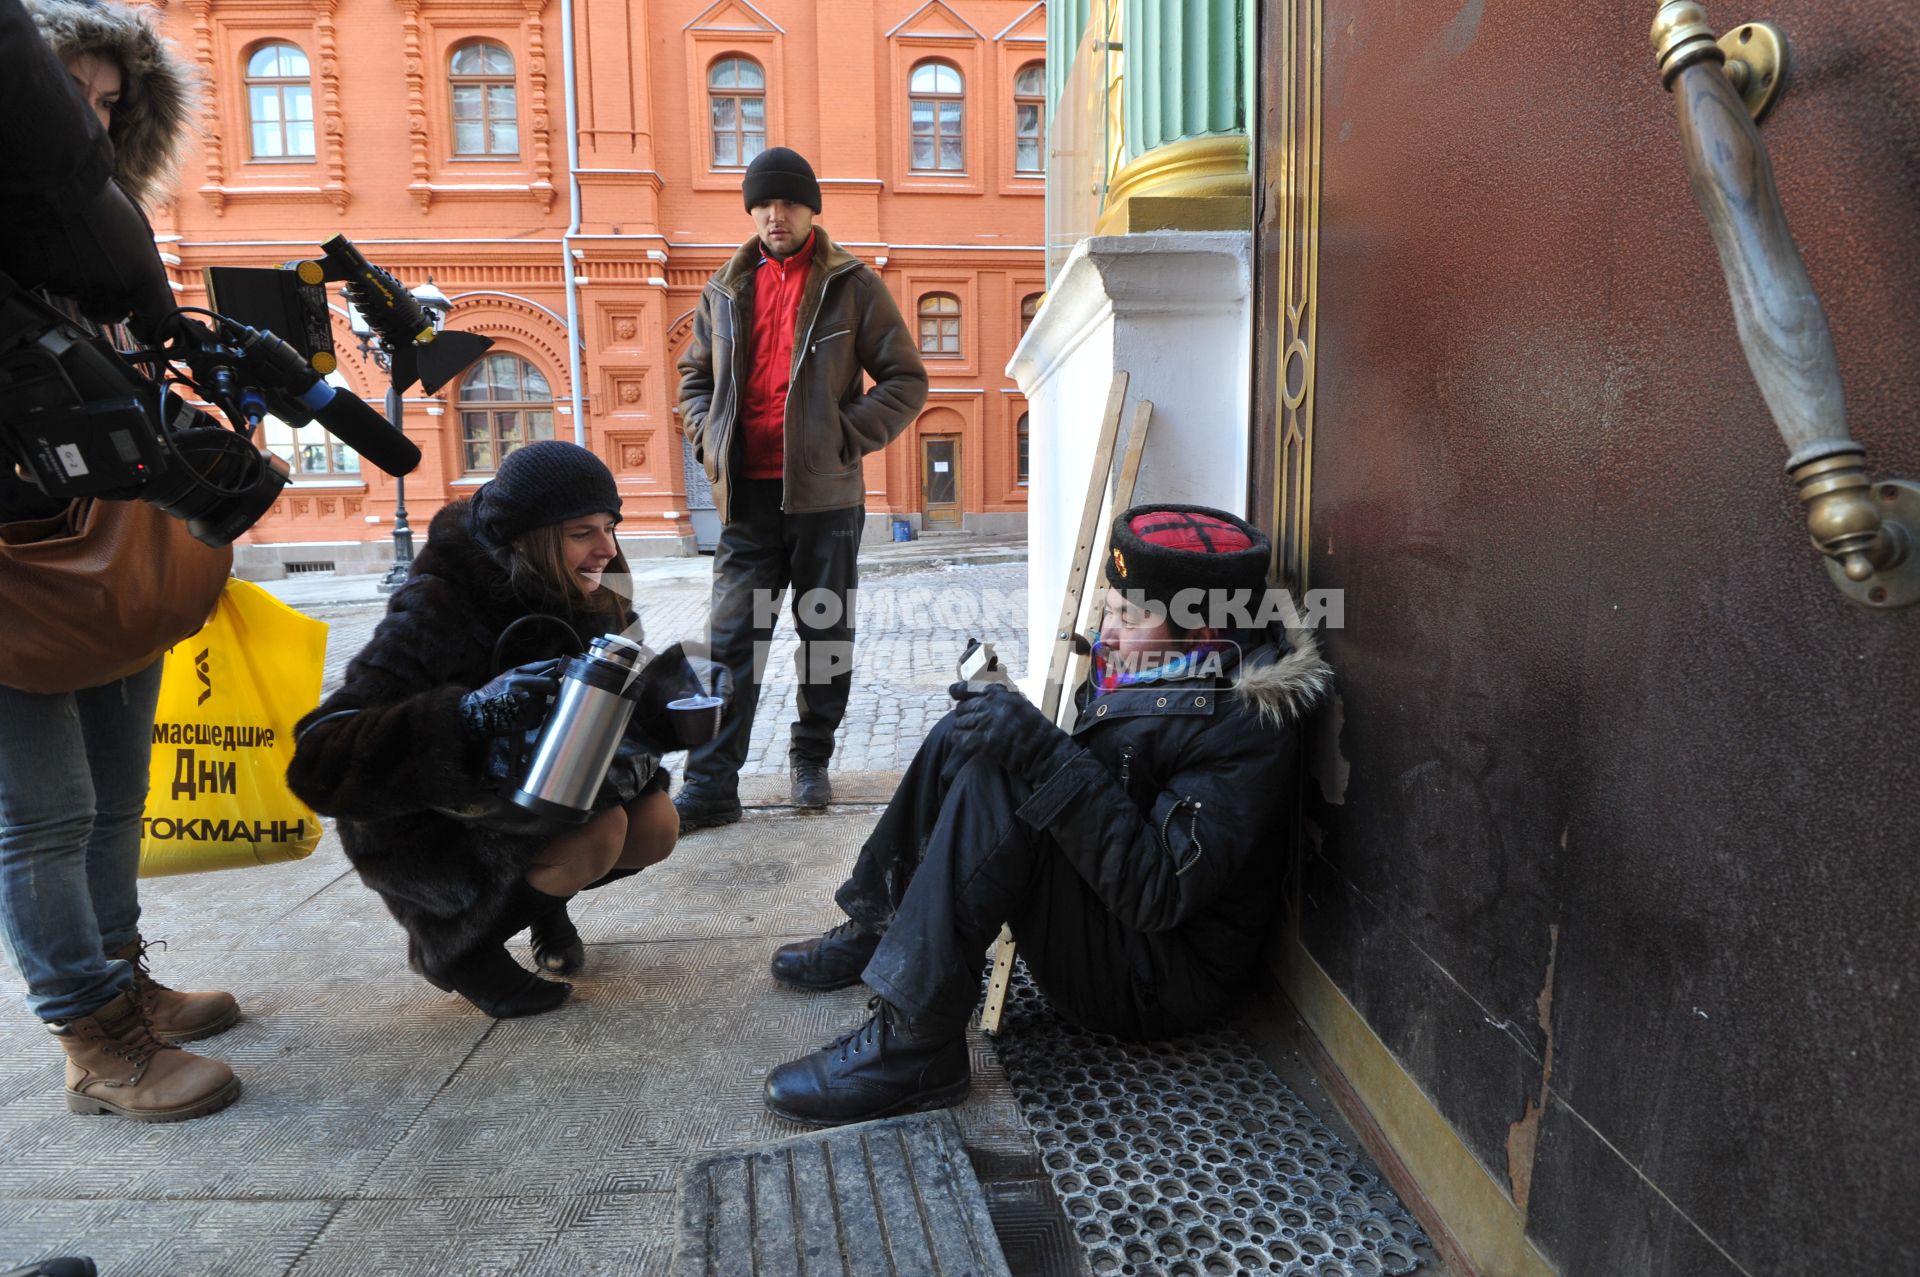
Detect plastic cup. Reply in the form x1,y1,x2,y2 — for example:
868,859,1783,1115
666,694,725,746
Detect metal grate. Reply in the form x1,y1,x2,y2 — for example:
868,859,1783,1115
992,966,1429,1277
284,560,336,575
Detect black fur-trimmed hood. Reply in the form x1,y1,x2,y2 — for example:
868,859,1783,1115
29,0,195,208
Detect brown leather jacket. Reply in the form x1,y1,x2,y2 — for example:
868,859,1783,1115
678,226,928,519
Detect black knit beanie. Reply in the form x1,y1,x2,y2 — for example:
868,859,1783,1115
1104,505,1272,615
742,146,822,214
469,441,621,551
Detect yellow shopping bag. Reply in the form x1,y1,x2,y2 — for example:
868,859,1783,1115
139,578,328,876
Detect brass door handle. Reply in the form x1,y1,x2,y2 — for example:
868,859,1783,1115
1652,2,1919,608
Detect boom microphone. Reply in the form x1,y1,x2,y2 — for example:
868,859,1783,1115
284,377,422,477
222,321,422,476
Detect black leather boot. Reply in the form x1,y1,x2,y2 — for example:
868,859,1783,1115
790,760,832,809
764,997,970,1127
526,888,585,975
674,787,743,831
1,1259,98,1277
769,918,880,991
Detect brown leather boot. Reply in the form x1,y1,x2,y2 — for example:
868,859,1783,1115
51,992,241,1122
111,938,240,1043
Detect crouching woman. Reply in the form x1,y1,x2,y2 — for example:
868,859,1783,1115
288,442,697,1018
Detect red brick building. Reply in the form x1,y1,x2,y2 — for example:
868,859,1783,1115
146,0,1046,569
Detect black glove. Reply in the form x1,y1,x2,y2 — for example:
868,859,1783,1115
628,642,733,747
459,659,561,739
946,682,1079,783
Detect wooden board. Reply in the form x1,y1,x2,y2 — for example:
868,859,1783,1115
982,383,1154,1035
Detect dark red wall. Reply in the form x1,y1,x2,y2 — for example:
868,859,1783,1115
1268,2,1920,1272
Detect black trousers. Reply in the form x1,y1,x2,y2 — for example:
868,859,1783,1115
835,711,1211,1040
684,479,863,792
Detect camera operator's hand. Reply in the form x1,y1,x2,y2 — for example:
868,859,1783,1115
459,659,561,739
627,643,732,748
946,681,1079,784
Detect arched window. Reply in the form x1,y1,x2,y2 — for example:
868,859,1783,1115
1013,62,1045,174
708,57,766,170
450,42,518,157
459,354,554,473
1020,292,1042,335
917,293,962,357
909,61,965,173
1017,412,1030,485
245,43,315,159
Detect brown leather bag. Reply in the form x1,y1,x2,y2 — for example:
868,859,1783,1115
0,497,233,695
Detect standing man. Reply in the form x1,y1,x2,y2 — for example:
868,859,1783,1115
676,147,928,830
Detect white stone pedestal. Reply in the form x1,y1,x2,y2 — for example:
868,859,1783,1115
1006,231,1253,691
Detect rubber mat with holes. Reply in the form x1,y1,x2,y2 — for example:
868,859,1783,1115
993,966,1430,1277
669,1110,1013,1277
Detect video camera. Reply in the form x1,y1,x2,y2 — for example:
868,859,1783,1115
0,238,440,548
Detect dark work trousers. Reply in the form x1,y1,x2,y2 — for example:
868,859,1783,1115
684,479,864,795
835,711,1204,1040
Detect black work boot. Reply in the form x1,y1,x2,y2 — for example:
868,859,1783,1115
764,996,970,1127
674,787,743,831
1,1260,98,1277
526,889,585,975
770,919,880,991
790,759,831,810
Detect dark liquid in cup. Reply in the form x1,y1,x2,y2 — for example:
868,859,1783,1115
665,694,725,746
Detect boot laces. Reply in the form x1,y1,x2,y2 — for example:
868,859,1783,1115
122,938,176,996
831,996,894,1063
72,1006,168,1069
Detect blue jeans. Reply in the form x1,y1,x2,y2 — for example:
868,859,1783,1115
0,660,162,1022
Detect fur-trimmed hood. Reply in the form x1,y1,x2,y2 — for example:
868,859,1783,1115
1234,624,1333,730
29,0,194,208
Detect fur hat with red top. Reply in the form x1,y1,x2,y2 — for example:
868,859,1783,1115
1104,504,1272,613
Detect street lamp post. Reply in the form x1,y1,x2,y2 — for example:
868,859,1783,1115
353,279,452,593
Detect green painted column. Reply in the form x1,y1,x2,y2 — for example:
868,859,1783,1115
1047,0,1092,111
1121,0,1246,163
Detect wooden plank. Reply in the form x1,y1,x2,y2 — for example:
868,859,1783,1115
983,382,1152,1036
1039,370,1130,721
1061,398,1153,731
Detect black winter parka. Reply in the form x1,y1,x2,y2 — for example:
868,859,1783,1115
286,502,667,968
1017,626,1332,1013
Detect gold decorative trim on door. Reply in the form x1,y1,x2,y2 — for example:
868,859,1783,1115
1271,0,1324,593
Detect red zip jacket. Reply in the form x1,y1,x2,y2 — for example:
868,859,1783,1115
740,230,817,480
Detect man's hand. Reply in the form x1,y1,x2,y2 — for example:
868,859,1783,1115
946,682,1079,783
459,659,561,739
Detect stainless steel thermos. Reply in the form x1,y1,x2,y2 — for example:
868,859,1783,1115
509,634,653,823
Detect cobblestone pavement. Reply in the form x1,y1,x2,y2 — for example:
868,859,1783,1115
303,559,1031,779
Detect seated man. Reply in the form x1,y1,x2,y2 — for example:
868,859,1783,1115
763,504,1332,1126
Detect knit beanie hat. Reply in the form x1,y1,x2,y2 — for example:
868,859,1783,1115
469,441,621,551
742,146,822,214
1104,505,1272,616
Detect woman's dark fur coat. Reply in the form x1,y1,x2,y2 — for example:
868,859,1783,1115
288,501,662,968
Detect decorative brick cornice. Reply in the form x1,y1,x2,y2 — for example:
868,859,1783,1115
452,299,572,396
